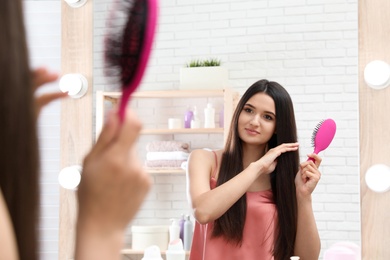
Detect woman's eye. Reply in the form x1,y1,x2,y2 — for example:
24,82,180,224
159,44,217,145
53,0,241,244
264,115,273,120
244,108,252,113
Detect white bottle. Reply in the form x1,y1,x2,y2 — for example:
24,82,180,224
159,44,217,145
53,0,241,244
190,106,201,129
166,238,185,260
183,215,193,251
169,219,180,243
141,245,163,260
204,103,215,128
290,256,300,260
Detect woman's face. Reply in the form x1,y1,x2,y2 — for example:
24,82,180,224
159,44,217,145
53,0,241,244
238,92,276,146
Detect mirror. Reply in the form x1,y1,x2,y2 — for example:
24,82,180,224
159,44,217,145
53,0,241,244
93,0,360,256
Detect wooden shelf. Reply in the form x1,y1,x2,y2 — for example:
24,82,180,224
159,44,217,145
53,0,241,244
95,89,239,143
141,128,224,135
121,248,190,255
102,89,227,99
145,168,186,174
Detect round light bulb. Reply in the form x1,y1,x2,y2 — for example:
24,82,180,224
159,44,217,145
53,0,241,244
58,165,82,190
64,0,88,8
364,60,390,90
365,164,390,193
59,74,88,98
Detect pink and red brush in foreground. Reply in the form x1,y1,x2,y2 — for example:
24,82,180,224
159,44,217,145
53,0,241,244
308,118,336,162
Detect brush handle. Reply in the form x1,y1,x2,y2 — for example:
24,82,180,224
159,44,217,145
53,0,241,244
307,147,320,162
307,157,315,162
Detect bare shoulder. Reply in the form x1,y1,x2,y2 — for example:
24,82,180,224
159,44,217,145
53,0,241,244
189,149,222,163
188,149,223,177
0,189,18,260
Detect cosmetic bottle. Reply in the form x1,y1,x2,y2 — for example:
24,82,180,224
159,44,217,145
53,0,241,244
169,219,180,243
184,107,193,128
204,103,215,128
179,214,185,242
141,245,163,260
219,108,224,128
183,215,193,251
166,239,185,260
190,106,201,128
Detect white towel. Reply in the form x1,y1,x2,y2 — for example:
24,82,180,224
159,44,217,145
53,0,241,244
146,141,190,152
146,151,190,161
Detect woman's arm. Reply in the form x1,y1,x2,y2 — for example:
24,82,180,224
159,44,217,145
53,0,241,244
187,149,262,224
75,109,151,260
294,153,322,259
187,143,299,224
0,189,18,260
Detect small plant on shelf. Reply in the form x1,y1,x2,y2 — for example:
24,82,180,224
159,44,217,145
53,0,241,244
186,58,221,67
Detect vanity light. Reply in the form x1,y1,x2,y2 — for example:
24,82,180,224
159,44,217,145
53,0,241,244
64,0,88,8
58,165,82,190
365,164,390,193
363,60,390,90
59,73,88,98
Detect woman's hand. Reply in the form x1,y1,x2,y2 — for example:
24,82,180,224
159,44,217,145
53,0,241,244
253,142,299,175
32,67,67,117
75,109,151,259
295,153,322,200
77,109,151,232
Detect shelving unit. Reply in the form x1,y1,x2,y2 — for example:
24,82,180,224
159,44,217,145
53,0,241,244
95,88,239,176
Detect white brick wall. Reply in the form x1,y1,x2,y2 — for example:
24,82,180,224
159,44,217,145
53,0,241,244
24,0,359,259
24,1,61,260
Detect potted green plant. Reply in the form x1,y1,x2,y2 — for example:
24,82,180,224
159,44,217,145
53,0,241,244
179,58,229,89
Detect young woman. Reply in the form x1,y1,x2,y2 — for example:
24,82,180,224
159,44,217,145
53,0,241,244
0,1,151,259
187,79,321,260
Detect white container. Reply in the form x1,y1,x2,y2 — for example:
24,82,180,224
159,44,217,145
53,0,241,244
204,103,215,128
166,239,185,260
168,118,182,129
142,245,163,260
179,67,229,90
131,225,169,251
183,215,193,251
190,106,201,129
169,219,180,242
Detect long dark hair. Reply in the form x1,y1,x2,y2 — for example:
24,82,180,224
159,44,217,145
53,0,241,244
0,1,40,259
212,79,299,260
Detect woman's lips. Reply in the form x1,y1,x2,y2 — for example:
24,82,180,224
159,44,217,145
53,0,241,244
245,128,260,135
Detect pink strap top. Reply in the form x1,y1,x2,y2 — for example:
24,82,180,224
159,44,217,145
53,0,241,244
189,151,277,260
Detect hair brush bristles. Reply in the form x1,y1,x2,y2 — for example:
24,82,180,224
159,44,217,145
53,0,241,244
308,118,336,161
311,119,325,147
104,0,158,121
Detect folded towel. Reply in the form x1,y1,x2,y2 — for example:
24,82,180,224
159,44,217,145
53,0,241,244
146,151,190,161
145,160,186,168
146,141,190,152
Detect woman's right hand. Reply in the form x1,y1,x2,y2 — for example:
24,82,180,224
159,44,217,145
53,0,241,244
253,142,299,175
75,109,151,259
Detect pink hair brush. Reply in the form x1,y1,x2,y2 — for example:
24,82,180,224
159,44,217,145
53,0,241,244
308,118,337,162
104,0,158,121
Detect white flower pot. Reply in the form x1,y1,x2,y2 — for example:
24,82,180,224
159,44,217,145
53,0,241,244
179,67,228,89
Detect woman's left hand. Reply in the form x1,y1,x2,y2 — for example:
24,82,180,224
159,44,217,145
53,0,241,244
32,67,68,117
295,153,322,199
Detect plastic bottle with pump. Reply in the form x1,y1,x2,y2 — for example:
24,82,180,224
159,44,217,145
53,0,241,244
204,103,215,128
179,214,185,242
190,106,201,129
141,245,163,260
183,214,193,251
219,107,224,128
169,219,180,243
166,238,185,260
184,107,193,129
